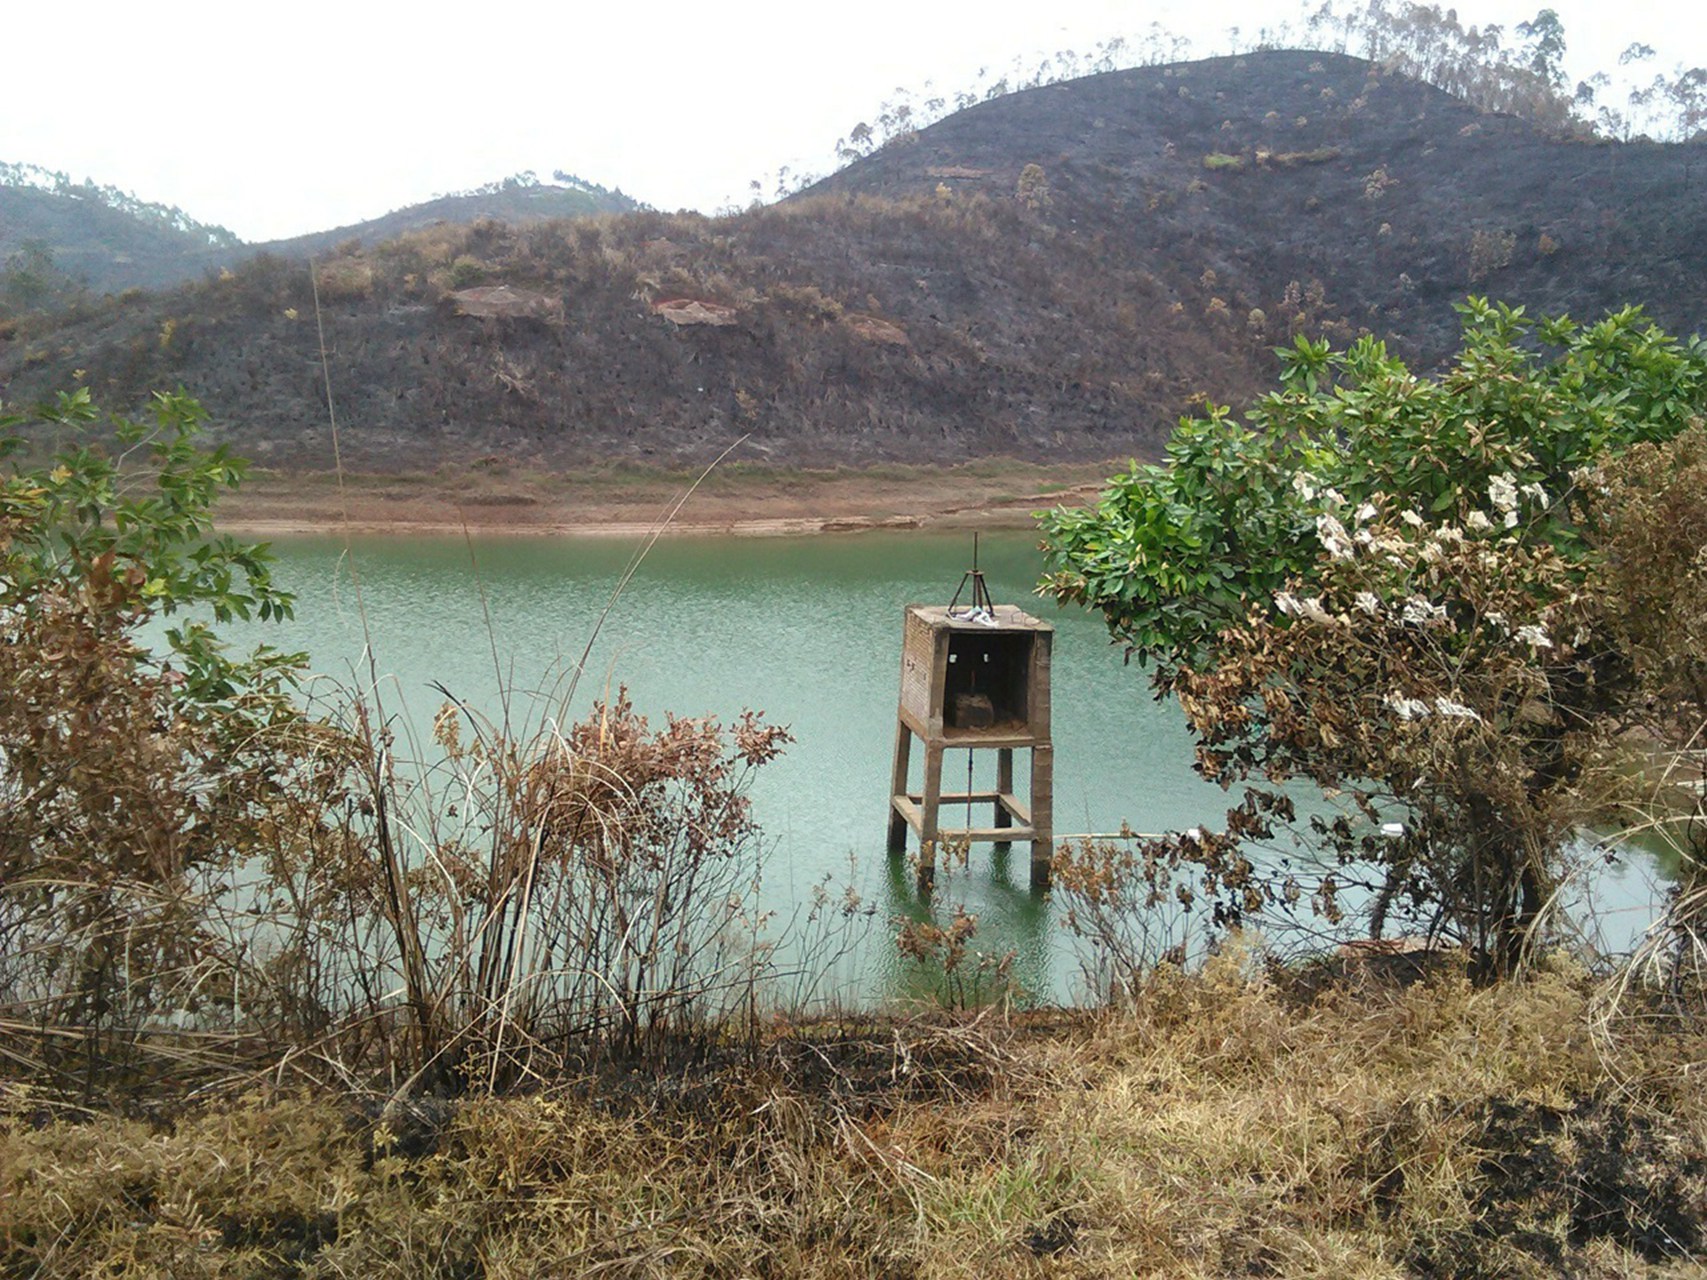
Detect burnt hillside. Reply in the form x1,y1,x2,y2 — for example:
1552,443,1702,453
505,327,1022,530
2,51,1702,471
811,49,1706,366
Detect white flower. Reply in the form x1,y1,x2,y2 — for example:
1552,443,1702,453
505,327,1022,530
1354,591,1381,616
1485,611,1509,633
1296,595,1335,624
1489,473,1519,513
1434,697,1481,721
1434,525,1464,545
1419,542,1444,564
1316,513,1355,560
1465,510,1494,532
1520,482,1548,506
1320,487,1347,509
1399,510,1425,528
1275,591,1334,622
1353,501,1378,524
1402,596,1448,625
1291,471,1318,501
1515,624,1553,649
1504,509,1520,530
1385,693,1431,720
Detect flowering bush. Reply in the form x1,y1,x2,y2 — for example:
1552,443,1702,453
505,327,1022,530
1040,301,1707,972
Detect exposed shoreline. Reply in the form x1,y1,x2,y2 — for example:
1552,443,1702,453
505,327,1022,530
212,459,1121,538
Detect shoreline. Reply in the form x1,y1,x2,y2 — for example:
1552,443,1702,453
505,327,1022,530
212,459,1119,538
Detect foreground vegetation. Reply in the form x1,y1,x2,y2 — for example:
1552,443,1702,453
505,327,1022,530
4,958,1704,1277
4,294,1706,1274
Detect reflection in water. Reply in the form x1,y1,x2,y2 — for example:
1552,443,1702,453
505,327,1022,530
876,843,1059,1007
191,528,1671,1002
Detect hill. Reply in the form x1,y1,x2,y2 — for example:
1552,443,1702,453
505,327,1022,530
0,169,638,297
807,49,1706,370
239,173,642,266
2,51,1703,472
0,170,237,297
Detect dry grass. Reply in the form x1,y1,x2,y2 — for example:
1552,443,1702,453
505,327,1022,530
5,953,1704,1278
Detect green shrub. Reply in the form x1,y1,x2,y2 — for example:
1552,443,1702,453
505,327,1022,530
447,254,487,287
1039,302,1707,973
0,388,307,1088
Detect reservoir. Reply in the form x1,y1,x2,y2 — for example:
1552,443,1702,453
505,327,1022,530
207,528,1670,1001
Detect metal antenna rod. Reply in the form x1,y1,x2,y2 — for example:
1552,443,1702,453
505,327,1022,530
947,532,996,616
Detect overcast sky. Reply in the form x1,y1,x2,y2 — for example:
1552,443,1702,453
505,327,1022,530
6,0,1702,243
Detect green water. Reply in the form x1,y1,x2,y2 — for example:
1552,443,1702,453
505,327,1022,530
210,529,1669,1001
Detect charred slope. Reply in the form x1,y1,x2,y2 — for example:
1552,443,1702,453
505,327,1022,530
808,49,1707,366
0,193,1229,469
2,51,1703,471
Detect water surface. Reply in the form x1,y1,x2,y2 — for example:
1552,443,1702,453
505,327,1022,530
211,529,1670,1000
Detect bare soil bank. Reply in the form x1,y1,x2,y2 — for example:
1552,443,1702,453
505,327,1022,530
214,459,1117,538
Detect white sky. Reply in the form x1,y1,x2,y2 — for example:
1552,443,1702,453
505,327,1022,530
5,0,1702,242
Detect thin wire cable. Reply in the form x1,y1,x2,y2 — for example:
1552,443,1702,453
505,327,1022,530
965,749,974,835
308,261,378,684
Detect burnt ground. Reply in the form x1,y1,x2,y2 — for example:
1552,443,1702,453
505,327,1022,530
1405,1093,1707,1275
